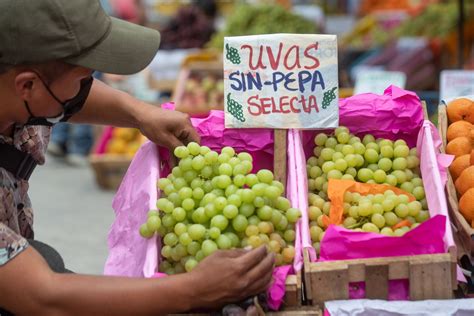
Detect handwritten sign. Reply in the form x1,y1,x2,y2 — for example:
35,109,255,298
440,70,474,103
354,69,406,95
223,34,338,129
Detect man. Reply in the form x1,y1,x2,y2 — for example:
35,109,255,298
0,1,274,315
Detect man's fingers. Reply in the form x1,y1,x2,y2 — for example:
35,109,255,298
166,135,184,151
237,246,269,271
243,252,275,294
178,126,200,145
187,124,201,144
246,264,274,295
220,248,249,258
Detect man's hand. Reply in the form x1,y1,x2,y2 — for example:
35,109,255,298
137,105,200,150
71,80,200,150
186,246,275,310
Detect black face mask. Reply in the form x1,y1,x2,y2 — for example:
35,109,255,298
23,75,94,126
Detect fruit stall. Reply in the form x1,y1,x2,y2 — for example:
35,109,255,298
92,23,474,314
104,108,305,312
338,0,474,124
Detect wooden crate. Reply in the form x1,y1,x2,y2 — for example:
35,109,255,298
283,270,302,308
165,220,303,315
438,104,474,257
300,101,457,306
153,130,302,311
172,61,224,116
89,154,132,190
172,305,321,316
303,247,457,307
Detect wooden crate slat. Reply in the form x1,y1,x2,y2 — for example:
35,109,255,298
449,246,459,290
274,129,288,194
310,253,451,278
267,307,322,316
409,259,453,300
438,104,448,149
429,259,454,299
284,274,298,307
311,263,349,305
306,252,455,304
303,248,313,302
365,263,389,299
347,263,366,282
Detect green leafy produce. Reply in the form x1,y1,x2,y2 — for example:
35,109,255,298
395,3,460,39
208,4,318,49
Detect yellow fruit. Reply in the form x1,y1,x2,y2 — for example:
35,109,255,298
112,128,138,142
127,141,142,155
106,138,128,154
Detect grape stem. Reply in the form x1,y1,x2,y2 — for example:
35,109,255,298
346,217,368,229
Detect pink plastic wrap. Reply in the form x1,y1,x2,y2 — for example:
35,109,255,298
301,85,424,154
94,126,114,154
320,215,446,260
104,142,161,276
105,106,302,310
294,86,459,299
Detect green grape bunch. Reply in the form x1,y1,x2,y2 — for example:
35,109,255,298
306,125,429,254
227,93,245,122
322,87,338,109
226,43,241,65
140,142,302,274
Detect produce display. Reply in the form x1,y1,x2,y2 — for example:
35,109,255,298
359,0,412,13
159,5,215,50
355,40,436,91
140,142,301,274
178,74,224,113
104,128,146,157
306,126,429,252
394,3,461,39
207,4,318,49
343,3,474,49
445,98,474,227
340,14,403,49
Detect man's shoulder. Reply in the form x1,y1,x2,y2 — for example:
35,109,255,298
1,125,52,165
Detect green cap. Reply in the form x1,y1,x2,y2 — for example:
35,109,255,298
0,0,160,75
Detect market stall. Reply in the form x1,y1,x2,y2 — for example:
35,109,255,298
97,19,474,314
80,1,474,314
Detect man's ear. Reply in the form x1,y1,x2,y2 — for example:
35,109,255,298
13,71,39,101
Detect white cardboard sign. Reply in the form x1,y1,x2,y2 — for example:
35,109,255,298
223,34,339,129
354,69,406,95
440,70,474,103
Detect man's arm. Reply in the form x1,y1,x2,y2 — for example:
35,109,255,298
69,80,199,149
0,246,274,315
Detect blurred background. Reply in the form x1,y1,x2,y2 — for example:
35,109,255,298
32,0,474,274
